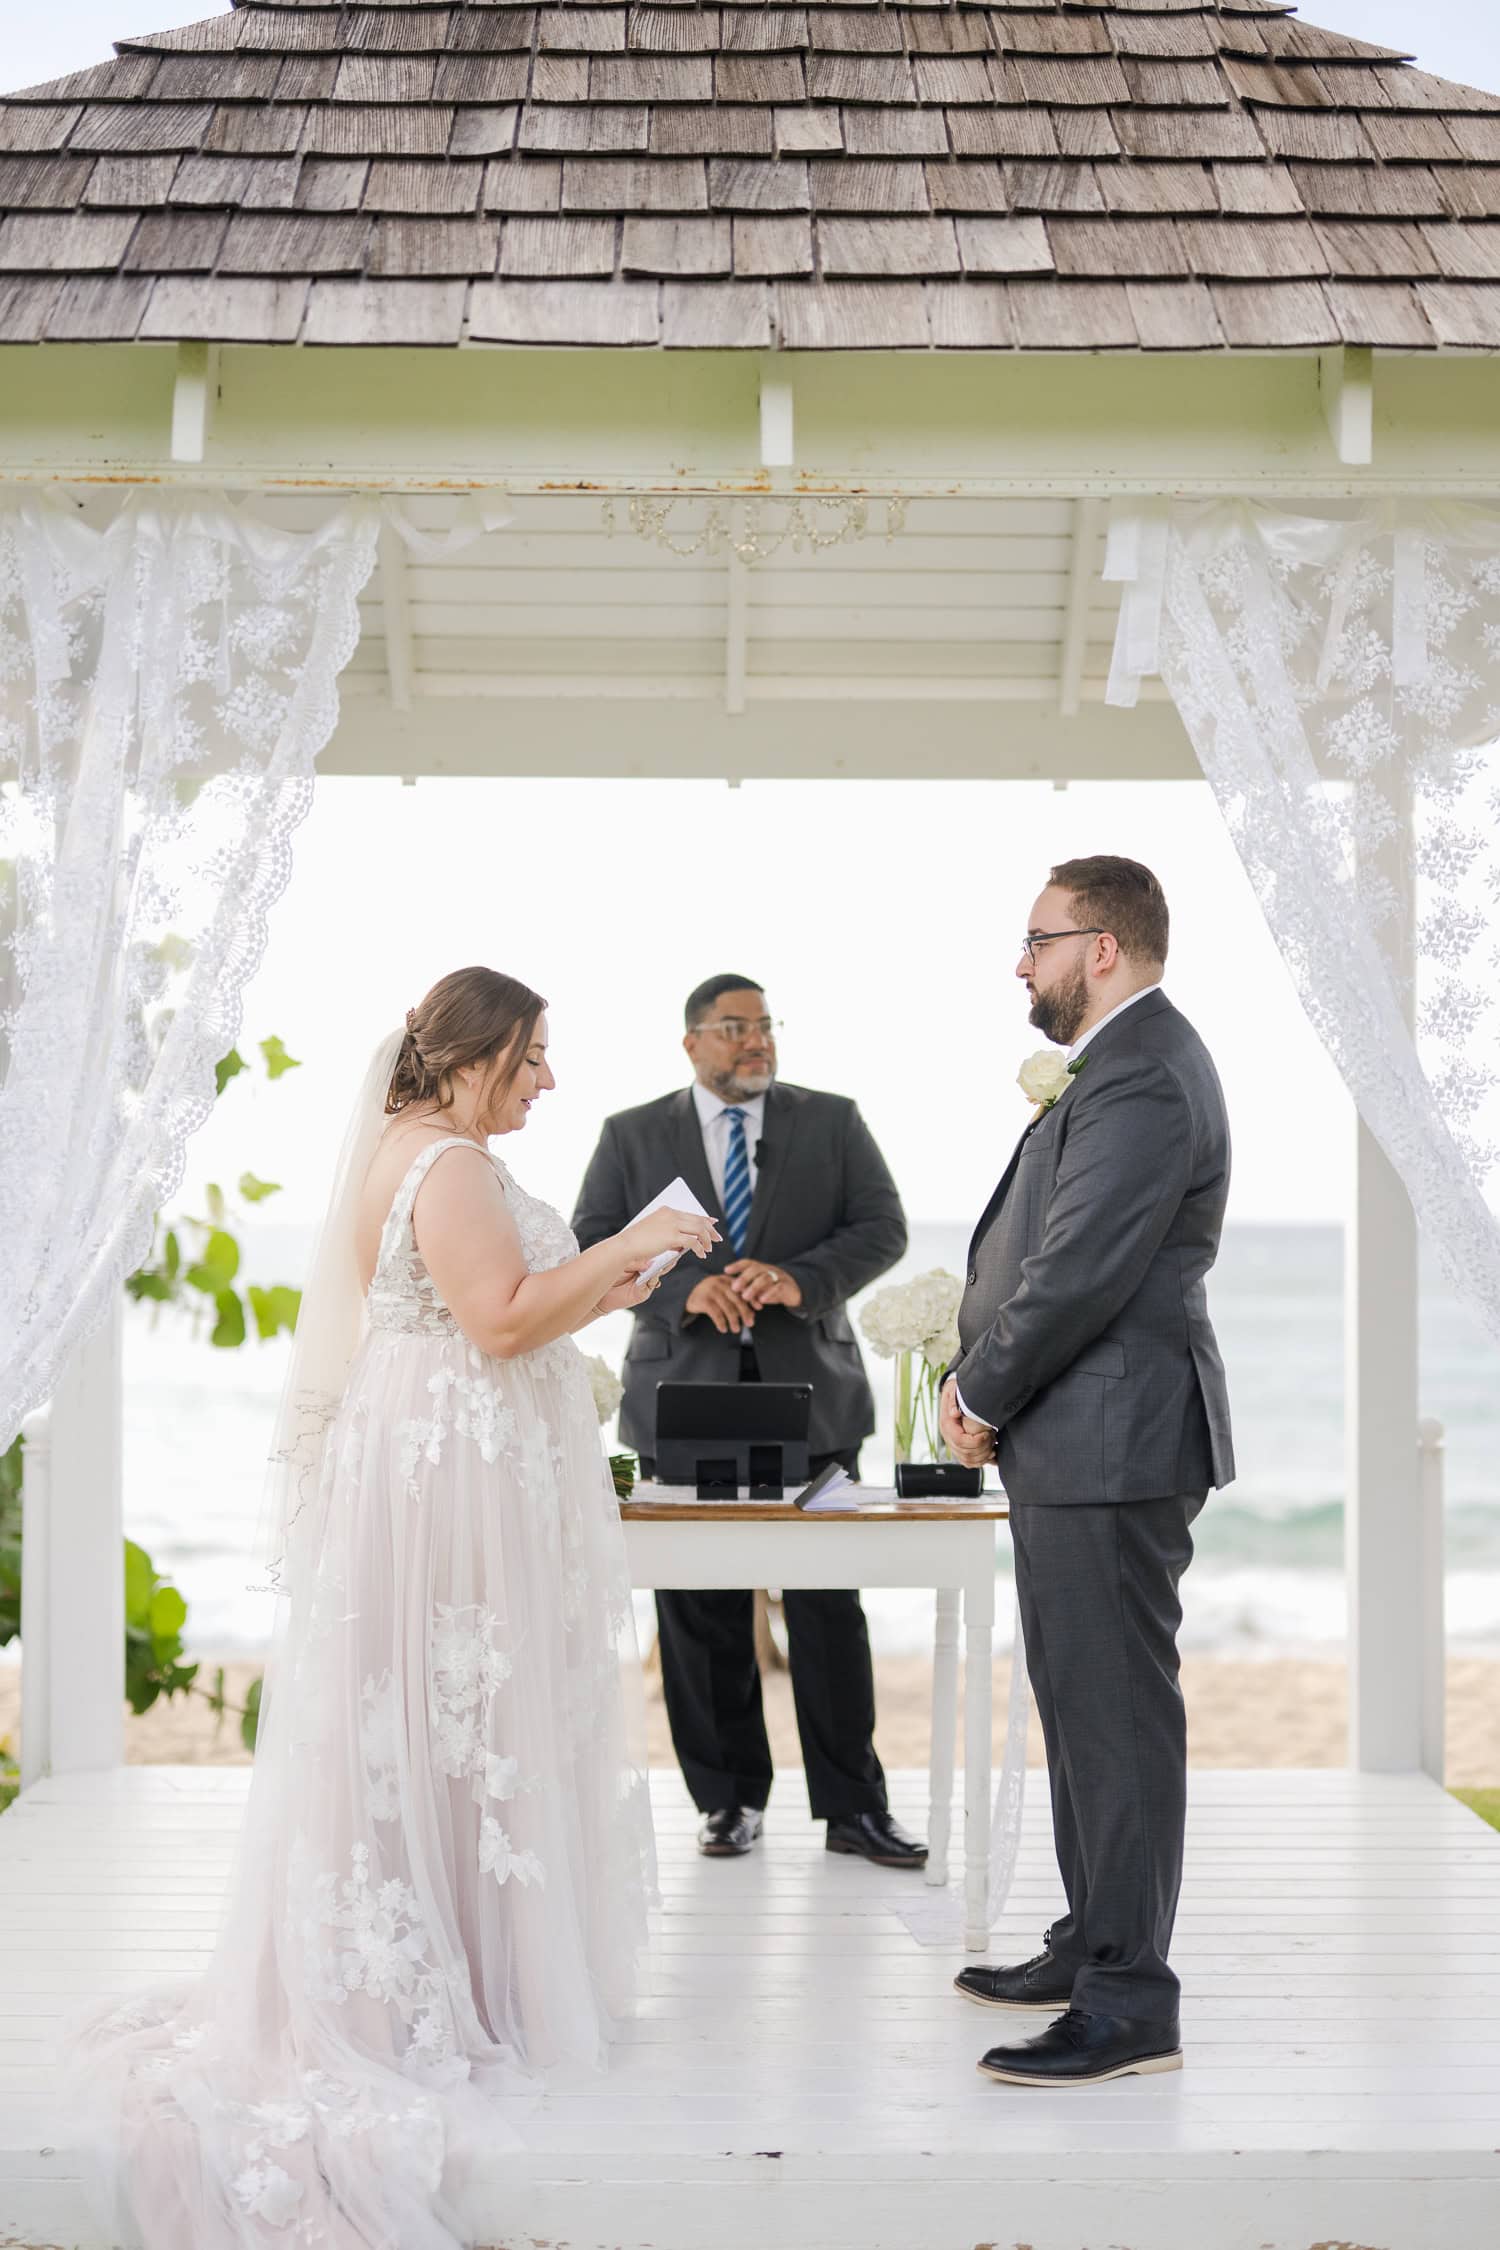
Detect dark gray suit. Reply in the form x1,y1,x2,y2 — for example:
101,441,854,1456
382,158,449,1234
573,1080,907,1819
576,1081,906,1463
951,989,1233,2020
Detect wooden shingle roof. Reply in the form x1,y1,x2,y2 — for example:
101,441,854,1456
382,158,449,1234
4,1,1500,350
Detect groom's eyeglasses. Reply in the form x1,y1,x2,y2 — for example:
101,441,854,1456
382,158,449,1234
1020,928,1105,966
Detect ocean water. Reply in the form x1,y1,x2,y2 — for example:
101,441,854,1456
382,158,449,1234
100,1220,1500,1661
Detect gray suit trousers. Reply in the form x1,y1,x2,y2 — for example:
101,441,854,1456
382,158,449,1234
1010,1491,1204,2023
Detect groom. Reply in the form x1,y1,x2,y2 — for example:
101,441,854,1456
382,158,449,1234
941,856,1233,2089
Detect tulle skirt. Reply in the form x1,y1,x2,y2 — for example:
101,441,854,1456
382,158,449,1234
76,1323,655,2249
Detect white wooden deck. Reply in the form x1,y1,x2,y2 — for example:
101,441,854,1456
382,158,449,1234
2,1765,1498,2250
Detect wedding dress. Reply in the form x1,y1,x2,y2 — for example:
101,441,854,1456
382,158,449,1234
78,1132,655,2250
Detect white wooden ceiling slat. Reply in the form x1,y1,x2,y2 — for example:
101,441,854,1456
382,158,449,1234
370,637,1079,681
399,533,1087,581
399,571,1098,610
368,604,1088,645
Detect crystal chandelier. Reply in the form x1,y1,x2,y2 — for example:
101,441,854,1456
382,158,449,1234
601,493,907,564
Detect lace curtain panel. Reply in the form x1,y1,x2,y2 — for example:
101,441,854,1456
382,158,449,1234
1106,501,1500,1350
0,490,381,1449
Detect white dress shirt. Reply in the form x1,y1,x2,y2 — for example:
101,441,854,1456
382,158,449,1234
691,1081,766,1208
1064,981,1160,1064
956,985,1163,1434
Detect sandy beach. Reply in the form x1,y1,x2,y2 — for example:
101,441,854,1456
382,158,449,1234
5,1653,1498,1789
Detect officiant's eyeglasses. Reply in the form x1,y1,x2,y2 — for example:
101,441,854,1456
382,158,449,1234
1021,928,1105,965
692,1016,781,1043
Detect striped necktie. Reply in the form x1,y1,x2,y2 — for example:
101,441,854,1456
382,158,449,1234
722,1106,753,1254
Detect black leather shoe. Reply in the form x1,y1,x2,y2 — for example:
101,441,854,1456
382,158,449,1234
824,1810,928,1868
698,1806,763,1857
954,1945,1075,2012
978,2008,1182,2087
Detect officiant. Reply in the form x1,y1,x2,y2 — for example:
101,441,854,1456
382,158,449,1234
571,973,923,1868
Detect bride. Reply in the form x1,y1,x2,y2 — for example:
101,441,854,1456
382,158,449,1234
79,967,718,2250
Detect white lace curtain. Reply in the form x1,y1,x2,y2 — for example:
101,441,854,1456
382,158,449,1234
0,490,381,1450
1107,500,1500,1349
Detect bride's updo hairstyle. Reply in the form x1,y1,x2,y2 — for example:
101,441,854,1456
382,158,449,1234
386,967,547,1131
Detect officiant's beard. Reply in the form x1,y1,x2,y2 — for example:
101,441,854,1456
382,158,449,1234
706,1059,776,1101
1028,960,1089,1047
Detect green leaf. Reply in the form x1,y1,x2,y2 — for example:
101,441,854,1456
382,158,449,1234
247,1283,300,1342
164,1230,180,1281
126,1270,172,1303
211,1288,246,1349
204,1182,226,1226
214,1048,246,1097
148,1584,187,1643
259,1035,301,1081
201,1228,240,1284
123,1540,155,1631
238,1172,281,1204
241,1674,263,1755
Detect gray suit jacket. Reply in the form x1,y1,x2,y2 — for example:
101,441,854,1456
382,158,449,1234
572,1082,907,1459
951,989,1234,1507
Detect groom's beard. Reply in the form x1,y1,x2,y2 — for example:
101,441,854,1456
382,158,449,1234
1028,961,1089,1047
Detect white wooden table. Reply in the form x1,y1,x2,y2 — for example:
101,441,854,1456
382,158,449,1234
619,1489,1006,1951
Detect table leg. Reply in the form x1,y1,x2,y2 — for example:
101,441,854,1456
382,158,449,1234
927,1588,960,1887
963,1552,996,1954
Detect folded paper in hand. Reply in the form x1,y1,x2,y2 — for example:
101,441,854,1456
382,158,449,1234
631,1175,713,1289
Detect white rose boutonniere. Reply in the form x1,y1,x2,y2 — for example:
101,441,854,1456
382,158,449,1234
1017,1048,1089,1119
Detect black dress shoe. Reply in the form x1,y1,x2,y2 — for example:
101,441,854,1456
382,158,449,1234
824,1809,928,1868
698,1806,763,1857
954,1946,1075,2012
978,2007,1182,2087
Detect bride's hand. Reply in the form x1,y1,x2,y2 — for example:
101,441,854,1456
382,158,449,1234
594,1272,657,1315
615,1206,719,1272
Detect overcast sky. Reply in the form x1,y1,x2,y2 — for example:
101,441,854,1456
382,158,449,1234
13,2,1499,1231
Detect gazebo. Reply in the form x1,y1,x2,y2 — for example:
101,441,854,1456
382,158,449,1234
2,3,1500,2245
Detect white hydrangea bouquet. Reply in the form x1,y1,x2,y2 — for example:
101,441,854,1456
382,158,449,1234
858,1268,963,1464
583,1354,636,1498
584,1353,624,1427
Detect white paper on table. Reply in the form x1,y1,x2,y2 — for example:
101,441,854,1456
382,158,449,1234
629,1174,713,1288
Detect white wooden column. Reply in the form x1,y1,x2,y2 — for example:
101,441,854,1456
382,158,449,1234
1346,775,1426,1774
19,1306,125,1785
1346,1126,1423,1770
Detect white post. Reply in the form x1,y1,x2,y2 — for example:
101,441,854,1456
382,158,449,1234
1347,772,1423,1772
19,1306,125,1784
17,1406,52,1792
1418,1418,1447,1784
1347,1130,1422,1770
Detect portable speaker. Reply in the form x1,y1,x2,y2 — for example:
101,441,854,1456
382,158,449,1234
893,1462,985,1499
